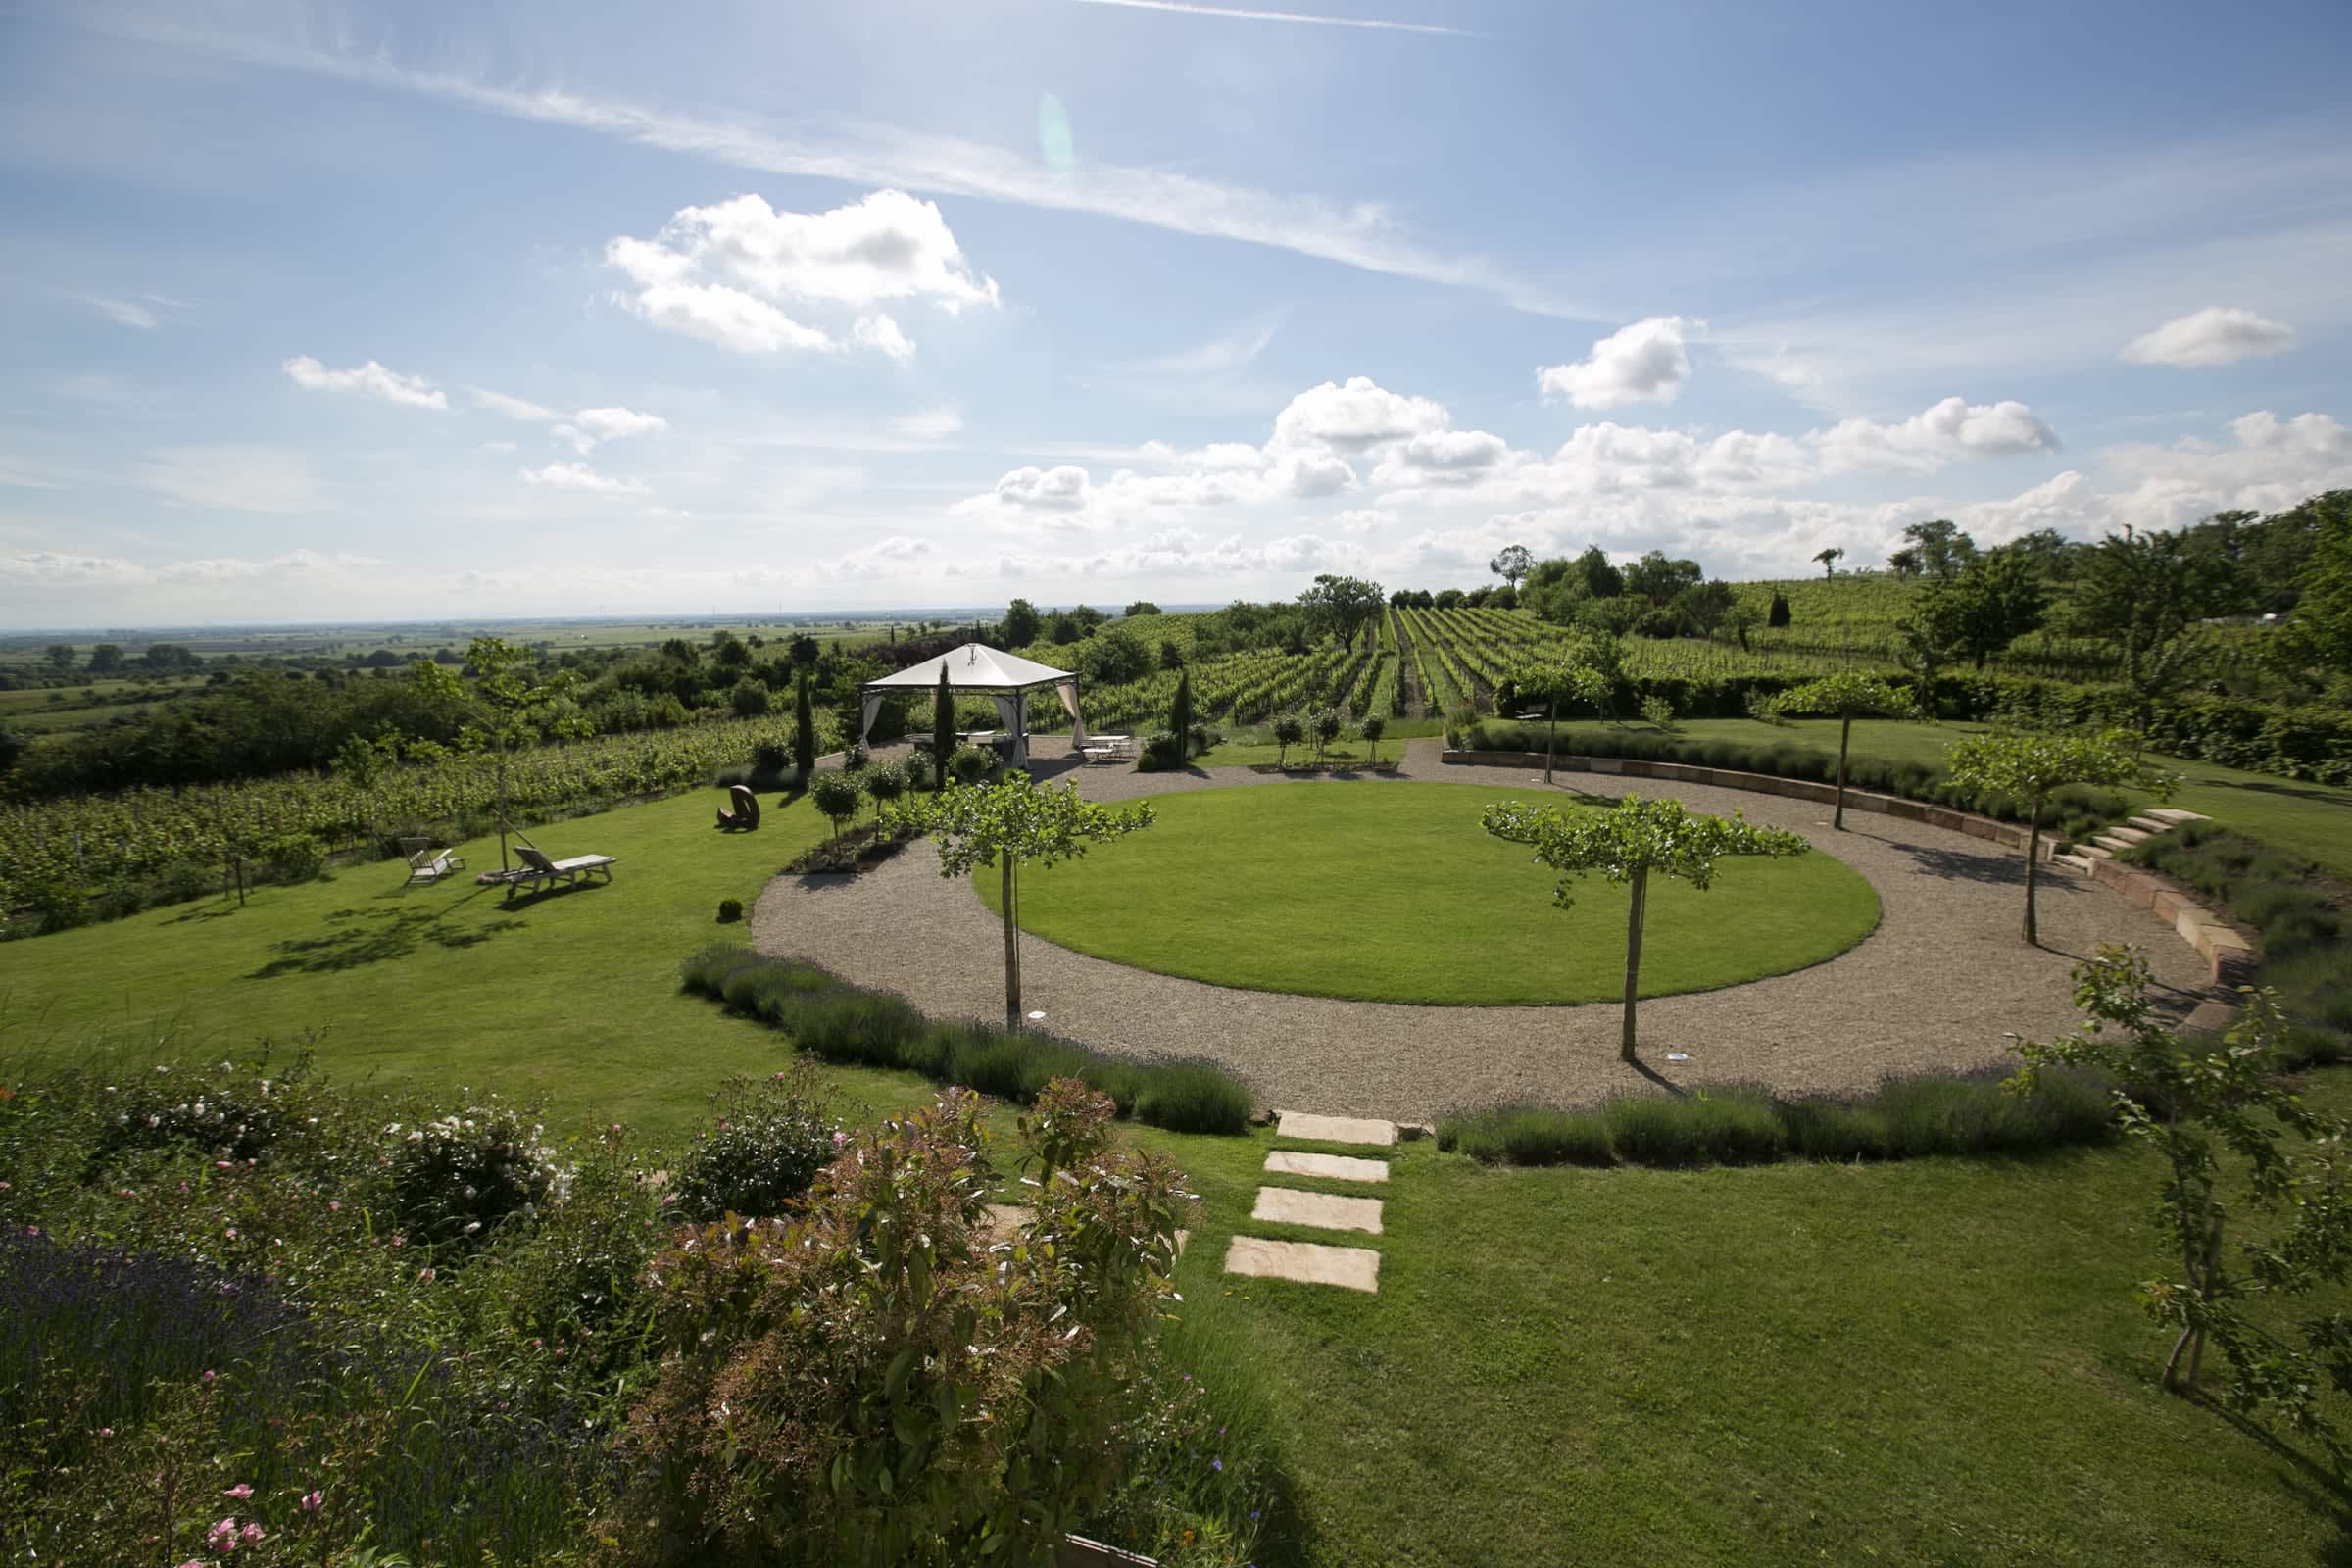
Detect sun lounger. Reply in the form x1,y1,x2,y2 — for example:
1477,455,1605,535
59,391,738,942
507,845,618,896
1080,734,1134,764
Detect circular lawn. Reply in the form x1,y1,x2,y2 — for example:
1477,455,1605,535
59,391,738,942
975,782,1880,1005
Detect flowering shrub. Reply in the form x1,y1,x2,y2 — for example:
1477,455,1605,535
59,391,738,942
385,1099,567,1250
596,1080,1194,1567
668,1066,841,1223
92,1053,329,1170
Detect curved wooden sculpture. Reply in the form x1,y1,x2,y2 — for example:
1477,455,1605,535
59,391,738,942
715,782,762,831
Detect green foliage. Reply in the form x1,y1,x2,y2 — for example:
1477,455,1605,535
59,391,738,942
1484,795,1809,905
1638,693,1680,733
668,1066,842,1222
2012,947,2352,1446
716,897,744,923
2126,822,2351,1066
1270,710,1303,766
1946,727,2175,940
1359,710,1387,760
794,670,817,784
1169,667,1195,761
1440,1066,2119,1168
602,1082,1191,1567
808,769,862,839
385,1099,566,1252
945,743,992,784
678,946,1250,1134
1308,703,1344,763
1604,1091,1785,1166
262,830,325,883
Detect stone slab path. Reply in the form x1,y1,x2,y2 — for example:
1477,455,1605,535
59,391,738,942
752,741,2217,1123
1266,1150,1391,1183
1223,1111,1396,1293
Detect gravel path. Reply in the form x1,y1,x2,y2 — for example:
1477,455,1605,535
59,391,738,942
750,740,2217,1122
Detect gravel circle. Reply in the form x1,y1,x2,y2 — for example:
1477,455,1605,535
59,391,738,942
750,740,2218,1122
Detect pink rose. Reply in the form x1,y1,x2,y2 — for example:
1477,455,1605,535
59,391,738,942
222,1483,253,1499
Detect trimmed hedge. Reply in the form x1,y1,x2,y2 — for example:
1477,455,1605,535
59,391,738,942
1483,662,2352,784
680,945,1253,1134
2124,822,2351,1067
1437,1065,2117,1169
1461,721,2132,840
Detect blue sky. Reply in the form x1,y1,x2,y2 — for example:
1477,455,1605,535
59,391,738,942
3,0,2348,626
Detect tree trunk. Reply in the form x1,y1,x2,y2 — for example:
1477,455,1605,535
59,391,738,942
1620,867,1648,1061
1833,713,1851,830
1002,856,1022,1033
2022,807,2042,946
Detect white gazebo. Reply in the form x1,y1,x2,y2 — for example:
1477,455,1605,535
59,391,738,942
857,643,1080,768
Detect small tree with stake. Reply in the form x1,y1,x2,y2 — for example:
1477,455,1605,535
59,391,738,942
1509,659,1610,786
1271,712,1303,768
1484,796,1809,1061
891,778,1153,1032
1773,672,1914,830
1944,728,2174,945
2011,946,2352,1449
809,770,862,841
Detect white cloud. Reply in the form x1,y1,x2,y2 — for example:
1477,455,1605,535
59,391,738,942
1813,396,2059,475
853,313,916,363
978,466,1094,512
1066,0,1474,35
2120,306,2297,368
829,534,934,578
1537,316,1697,408
520,461,650,495
554,406,669,455
469,387,560,422
282,356,447,410
616,277,836,355
85,296,158,329
607,190,997,358
892,408,964,440
139,445,322,513
1270,376,1448,453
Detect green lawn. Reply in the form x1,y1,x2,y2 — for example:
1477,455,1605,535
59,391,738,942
0,787,937,1143
978,783,1879,1005
1192,717,1446,770
1539,717,2352,877
1137,1110,2352,1567
4,768,2346,1561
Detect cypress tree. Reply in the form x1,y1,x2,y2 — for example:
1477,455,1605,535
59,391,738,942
1768,590,1791,628
1170,669,1194,763
933,666,955,793
794,670,817,787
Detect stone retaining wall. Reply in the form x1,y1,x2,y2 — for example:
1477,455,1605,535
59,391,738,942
1442,748,2255,990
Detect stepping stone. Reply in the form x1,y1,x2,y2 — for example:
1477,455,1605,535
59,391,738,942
2143,808,2206,824
1224,1235,1381,1293
2183,999,2240,1034
1253,1186,1384,1235
1276,1110,1397,1147
1265,1150,1391,1184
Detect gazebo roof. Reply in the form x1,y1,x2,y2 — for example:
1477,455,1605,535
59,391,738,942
858,642,1075,693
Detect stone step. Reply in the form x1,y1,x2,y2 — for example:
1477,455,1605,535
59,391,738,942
2127,815,2175,836
1224,1235,1381,1293
2143,808,2206,824
2076,843,2114,860
1252,1186,1384,1235
2092,835,2138,854
2102,824,2152,845
2051,853,2095,874
1265,1150,1391,1184
1276,1110,1398,1147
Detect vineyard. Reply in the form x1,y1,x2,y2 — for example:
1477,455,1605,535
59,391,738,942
0,719,788,930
